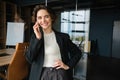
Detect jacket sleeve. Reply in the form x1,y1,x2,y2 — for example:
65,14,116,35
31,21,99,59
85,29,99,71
65,34,82,69
25,34,43,64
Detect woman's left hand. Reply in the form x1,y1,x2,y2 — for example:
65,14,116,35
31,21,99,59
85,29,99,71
53,59,69,70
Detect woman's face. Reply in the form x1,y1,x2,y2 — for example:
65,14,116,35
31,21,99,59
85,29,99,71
36,9,52,30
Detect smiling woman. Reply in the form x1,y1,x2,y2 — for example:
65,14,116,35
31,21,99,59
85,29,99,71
25,5,82,80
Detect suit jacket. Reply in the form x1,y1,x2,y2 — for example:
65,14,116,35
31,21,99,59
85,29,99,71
25,30,82,80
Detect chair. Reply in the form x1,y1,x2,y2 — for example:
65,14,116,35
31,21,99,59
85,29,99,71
0,42,29,80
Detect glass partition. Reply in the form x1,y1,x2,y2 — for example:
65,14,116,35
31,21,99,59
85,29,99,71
61,9,90,52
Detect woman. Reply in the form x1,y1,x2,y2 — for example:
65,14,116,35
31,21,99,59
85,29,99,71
25,5,82,80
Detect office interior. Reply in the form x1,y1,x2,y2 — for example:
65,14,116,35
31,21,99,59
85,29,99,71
0,0,120,80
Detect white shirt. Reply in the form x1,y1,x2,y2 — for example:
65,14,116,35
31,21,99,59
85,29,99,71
43,31,61,67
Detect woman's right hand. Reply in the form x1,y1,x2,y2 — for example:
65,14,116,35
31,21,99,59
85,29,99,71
33,22,42,40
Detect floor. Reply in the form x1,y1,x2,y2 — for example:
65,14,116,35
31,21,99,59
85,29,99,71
87,55,120,80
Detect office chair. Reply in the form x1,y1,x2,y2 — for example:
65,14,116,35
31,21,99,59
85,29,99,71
0,42,29,80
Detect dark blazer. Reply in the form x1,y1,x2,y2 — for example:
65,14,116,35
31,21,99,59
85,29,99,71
25,30,82,80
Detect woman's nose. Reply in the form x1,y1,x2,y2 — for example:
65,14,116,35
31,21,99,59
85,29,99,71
41,18,45,23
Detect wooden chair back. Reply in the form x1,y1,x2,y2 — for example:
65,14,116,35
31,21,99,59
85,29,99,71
7,42,29,80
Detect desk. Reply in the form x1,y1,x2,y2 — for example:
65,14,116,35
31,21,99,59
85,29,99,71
0,49,15,66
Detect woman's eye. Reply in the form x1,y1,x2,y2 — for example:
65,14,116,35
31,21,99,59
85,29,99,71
38,17,42,19
45,15,49,18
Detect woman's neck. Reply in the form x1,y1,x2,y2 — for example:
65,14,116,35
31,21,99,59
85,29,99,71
43,28,53,34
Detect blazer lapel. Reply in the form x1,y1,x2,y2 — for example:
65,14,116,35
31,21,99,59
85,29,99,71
54,31,63,55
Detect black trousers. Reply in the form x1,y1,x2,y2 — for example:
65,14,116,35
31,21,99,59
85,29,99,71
40,67,69,80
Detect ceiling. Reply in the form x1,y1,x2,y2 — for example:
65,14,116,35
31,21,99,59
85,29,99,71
2,0,120,11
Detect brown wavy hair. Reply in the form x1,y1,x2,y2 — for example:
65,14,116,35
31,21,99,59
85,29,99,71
32,5,56,24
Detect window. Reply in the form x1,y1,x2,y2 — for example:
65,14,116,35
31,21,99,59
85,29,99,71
61,9,90,51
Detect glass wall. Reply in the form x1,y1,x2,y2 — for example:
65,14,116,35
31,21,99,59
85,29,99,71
61,9,90,51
